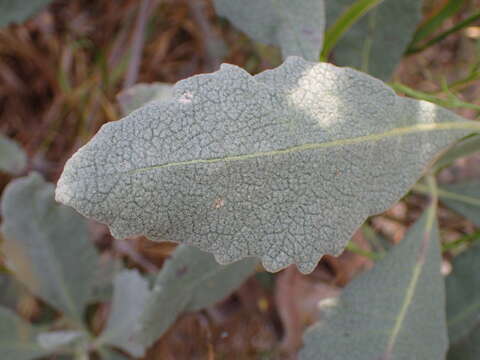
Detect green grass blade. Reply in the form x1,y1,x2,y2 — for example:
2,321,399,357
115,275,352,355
408,10,480,54
320,0,384,61
409,0,466,47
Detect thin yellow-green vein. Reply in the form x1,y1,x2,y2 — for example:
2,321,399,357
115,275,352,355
129,121,480,174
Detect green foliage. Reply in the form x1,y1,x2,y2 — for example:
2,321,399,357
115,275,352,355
214,0,325,61
1,173,99,322
300,200,448,359
439,182,480,227
0,0,54,27
0,134,27,175
117,83,173,116
0,307,52,360
1,1,480,358
446,243,480,359
97,270,150,357
135,245,257,348
325,0,422,80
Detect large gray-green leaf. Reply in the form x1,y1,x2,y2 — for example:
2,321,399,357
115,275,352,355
55,56,476,274
0,0,54,27
1,173,99,322
439,182,480,227
117,83,173,116
0,307,51,360
0,134,27,175
135,245,257,348
446,242,480,359
214,0,325,61
325,0,422,80
98,269,150,358
300,204,448,360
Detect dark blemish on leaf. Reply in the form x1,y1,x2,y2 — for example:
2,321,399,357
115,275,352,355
176,265,188,277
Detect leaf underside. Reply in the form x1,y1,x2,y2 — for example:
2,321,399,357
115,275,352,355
326,0,422,80
1,173,99,321
300,205,448,360
136,245,257,347
56,56,472,274
214,0,325,61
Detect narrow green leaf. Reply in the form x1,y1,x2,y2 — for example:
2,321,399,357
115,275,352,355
300,204,448,359
433,135,480,171
410,0,466,47
0,307,51,360
135,245,257,348
326,0,422,80
0,0,54,27
98,269,150,358
213,0,325,61
322,0,383,60
1,173,99,322
439,182,480,227
446,242,480,359
0,134,27,175
117,83,173,116
55,57,476,274
408,10,480,55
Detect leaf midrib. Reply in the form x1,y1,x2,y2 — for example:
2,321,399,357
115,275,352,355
129,121,480,174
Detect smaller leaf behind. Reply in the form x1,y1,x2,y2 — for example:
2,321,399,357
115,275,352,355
439,182,480,227
446,242,480,360
433,135,480,172
0,173,99,323
0,134,27,175
0,306,51,360
135,245,257,348
0,0,54,27
213,0,325,61
325,0,422,80
300,204,448,360
98,269,150,358
117,83,173,116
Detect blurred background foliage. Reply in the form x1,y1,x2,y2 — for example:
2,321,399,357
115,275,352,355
1,0,480,359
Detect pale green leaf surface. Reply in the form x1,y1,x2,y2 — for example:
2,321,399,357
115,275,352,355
440,182,480,227
0,0,53,27
101,348,130,360
0,134,27,175
99,269,149,358
300,206,448,360
434,135,480,171
136,245,257,348
213,0,325,61
55,57,474,274
0,307,51,360
447,327,480,360
0,173,99,321
325,0,422,80
36,330,85,350
117,83,173,116
446,242,480,352
0,273,22,310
